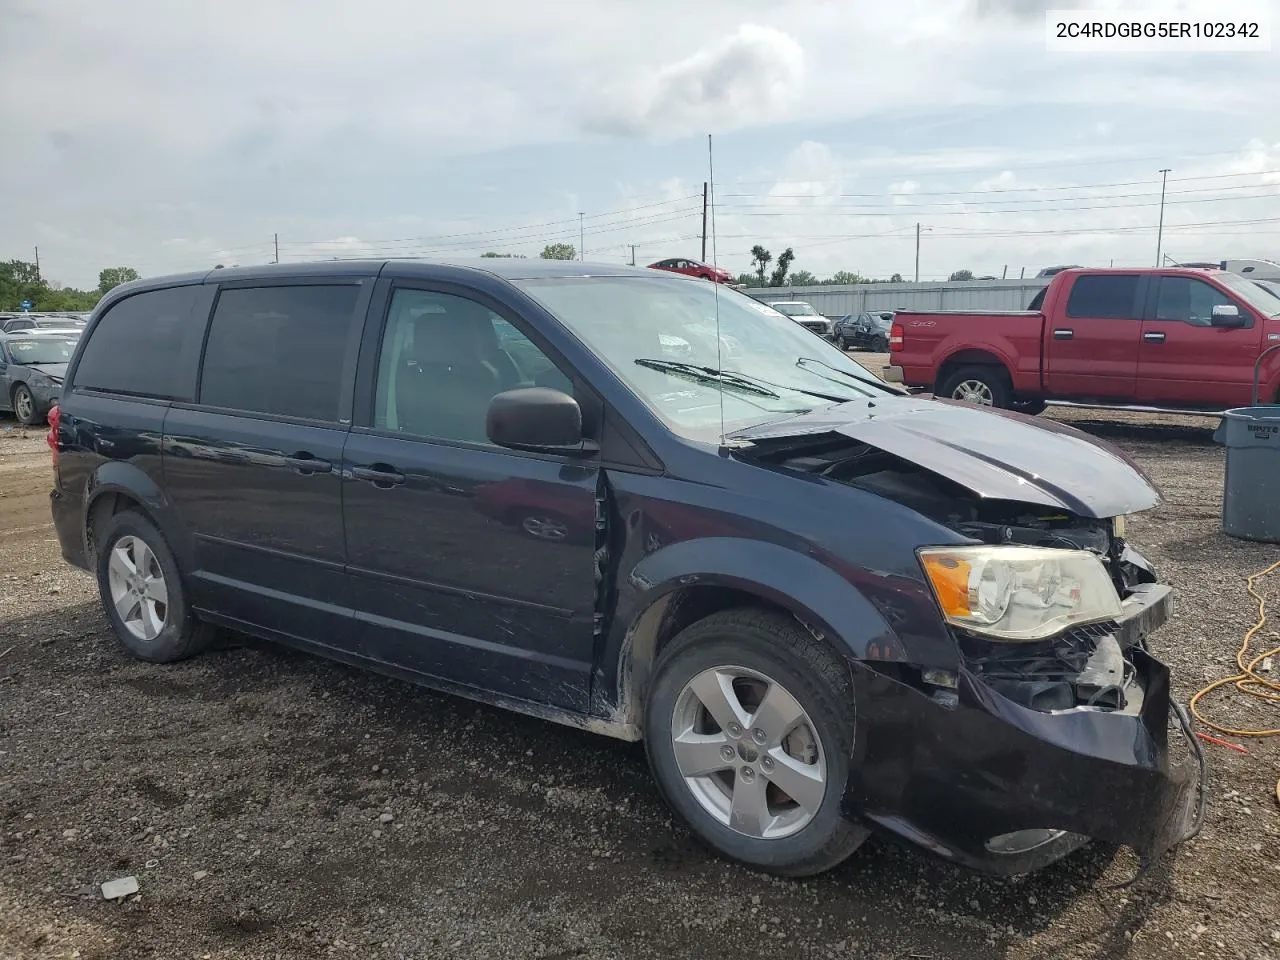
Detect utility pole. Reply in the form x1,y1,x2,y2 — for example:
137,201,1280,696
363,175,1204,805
1001,264,1007,279
1155,168,1171,267
701,181,708,262
578,213,584,261
33,246,40,281
629,244,636,267
914,223,921,283
273,233,279,264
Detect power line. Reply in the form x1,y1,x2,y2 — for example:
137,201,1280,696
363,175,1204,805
720,147,1274,185
721,167,1280,200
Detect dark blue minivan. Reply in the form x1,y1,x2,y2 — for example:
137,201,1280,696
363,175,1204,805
48,259,1203,877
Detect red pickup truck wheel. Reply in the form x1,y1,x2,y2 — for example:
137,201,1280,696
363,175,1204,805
938,365,1012,409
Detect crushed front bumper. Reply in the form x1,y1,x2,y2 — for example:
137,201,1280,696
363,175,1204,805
843,583,1206,875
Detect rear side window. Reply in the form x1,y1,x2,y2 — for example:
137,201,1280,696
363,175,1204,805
73,286,202,398
1065,275,1141,319
199,284,360,422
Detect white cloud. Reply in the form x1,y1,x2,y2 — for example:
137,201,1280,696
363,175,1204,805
1,0,1278,287
583,25,805,137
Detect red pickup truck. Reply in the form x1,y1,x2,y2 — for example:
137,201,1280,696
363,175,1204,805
883,268,1280,413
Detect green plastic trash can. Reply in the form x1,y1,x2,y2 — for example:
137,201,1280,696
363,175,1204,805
1213,406,1280,543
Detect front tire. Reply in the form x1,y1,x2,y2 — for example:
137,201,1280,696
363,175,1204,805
12,384,40,426
95,511,215,663
644,609,868,877
937,364,1012,409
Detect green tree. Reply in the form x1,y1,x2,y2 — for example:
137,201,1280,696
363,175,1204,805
948,269,974,281
0,260,48,311
788,269,817,286
539,243,576,260
750,245,772,285
824,270,863,285
734,272,761,287
98,267,140,295
481,251,526,258
889,272,904,283
768,248,795,287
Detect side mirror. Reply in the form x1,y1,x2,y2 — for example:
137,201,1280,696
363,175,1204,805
486,388,592,454
1211,304,1246,328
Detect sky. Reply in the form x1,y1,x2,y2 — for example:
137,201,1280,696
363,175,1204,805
1,0,1278,289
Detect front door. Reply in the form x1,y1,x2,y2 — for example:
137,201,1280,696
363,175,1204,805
1136,275,1264,408
1043,273,1146,399
343,285,599,710
163,280,370,643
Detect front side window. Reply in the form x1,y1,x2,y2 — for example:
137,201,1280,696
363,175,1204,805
199,284,360,421
1065,275,1141,320
1155,277,1243,327
514,275,894,442
73,286,202,398
374,289,568,444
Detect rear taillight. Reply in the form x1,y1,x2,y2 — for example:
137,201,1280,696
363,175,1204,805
46,404,60,466
889,323,904,351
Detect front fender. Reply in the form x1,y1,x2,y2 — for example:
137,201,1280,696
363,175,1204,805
624,537,899,662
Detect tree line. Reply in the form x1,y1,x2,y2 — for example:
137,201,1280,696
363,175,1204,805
1,261,140,312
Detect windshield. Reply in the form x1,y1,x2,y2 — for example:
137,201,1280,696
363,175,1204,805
514,275,896,442
1218,272,1280,319
6,338,75,364
1255,280,1280,302
770,302,818,317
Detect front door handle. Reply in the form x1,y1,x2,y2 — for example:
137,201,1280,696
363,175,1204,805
1143,332,1166,343
285,453,333,474
352,464,405,487
1053,328,1073,340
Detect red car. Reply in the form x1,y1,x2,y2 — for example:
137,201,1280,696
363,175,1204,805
884,267,1280,412
647,257,733,283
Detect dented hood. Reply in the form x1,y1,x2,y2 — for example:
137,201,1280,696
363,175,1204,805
730,397,1161,518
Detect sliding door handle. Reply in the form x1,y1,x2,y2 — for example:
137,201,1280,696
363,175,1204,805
285,454,333,474
352,465,405,487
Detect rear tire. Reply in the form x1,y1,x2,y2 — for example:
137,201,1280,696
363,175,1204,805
95,511,215,663
644,609,868,877
872,335,889,353
937,365,1012,409
1012,398,1047,416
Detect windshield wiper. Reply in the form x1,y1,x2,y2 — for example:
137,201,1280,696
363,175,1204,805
795,357,907,396
634,359,782,398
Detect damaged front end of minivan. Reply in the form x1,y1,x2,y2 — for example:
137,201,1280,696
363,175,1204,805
730,398,1207,875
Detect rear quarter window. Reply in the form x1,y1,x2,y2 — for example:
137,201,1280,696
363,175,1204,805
71,286,204,399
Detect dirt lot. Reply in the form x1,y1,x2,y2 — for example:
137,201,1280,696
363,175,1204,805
2,365,1280,960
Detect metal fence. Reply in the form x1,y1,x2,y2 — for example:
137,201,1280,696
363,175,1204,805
747,279,1049,317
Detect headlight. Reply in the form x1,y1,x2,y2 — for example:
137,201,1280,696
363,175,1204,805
918,545,1122,642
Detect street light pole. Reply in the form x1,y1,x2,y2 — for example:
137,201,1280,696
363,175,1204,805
914,223,922,282
579,212,584,261
1155,168,1171,267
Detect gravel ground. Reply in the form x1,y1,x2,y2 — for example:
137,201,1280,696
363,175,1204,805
2,370,1280,960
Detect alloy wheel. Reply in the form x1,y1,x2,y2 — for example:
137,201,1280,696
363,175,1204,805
107,536,169,642
670,665,827,839
952,379,995,405
13,387,33,423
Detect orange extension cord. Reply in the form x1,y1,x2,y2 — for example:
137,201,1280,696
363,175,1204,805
1188,559,1280,806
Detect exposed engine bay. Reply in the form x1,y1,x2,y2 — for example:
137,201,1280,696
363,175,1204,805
745,436,1161,715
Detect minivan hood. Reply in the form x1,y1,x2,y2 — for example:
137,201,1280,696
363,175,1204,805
729,397,1161,518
